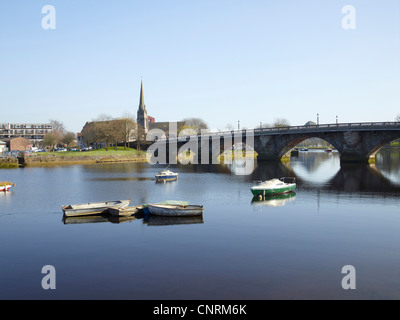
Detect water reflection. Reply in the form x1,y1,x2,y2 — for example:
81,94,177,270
376,148,400,186
62,211,204,227
143,215,204,226
290,150,340,185
251,192,296,207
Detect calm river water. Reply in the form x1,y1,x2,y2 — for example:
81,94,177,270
0,149,399,299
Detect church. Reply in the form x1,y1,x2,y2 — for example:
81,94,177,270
136,81,184,137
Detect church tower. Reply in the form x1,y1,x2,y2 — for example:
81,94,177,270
137,80,149,133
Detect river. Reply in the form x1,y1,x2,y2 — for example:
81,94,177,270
0,149,399,299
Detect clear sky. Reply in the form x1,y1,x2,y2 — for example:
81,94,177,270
1,1,399,133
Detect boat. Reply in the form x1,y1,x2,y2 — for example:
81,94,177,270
250,177,296,197
0,181,15,192
61,200,131,217
142,200,190,214
147,204,204,217
108,205,142,217
324,148,333,152
155,169,178,182
300,147,308,151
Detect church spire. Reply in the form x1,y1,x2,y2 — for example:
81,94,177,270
139,80,145,111
137,79,148,133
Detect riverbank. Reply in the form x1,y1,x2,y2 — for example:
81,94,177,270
22,148,148,167
0,157,19,168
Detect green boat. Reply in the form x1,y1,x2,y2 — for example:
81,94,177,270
250,177,296,197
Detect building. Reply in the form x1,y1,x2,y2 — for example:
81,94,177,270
0,123,53,146
136,81,184,137
137,80,149,133
0,141,6,153
1,137,30,151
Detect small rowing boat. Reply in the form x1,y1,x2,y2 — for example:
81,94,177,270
0,181,15,192
147,204,204,217
62,200,131,217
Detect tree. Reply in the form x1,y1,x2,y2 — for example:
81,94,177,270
62,132,76,148
273,118,290,127
119,113,136,149
396,114,400,122
42,132,59,149
182,117,208,134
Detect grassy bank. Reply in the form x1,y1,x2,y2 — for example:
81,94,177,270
24,147,147,166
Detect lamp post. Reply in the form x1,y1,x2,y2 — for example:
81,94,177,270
238,121,240,130
336,116,338,124
317,113,319,126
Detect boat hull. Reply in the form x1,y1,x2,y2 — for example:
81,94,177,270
147,204,203,217
0,181,14,192
251,184,296,196
155,174,178,182
62,200,130,217
0,185,12,192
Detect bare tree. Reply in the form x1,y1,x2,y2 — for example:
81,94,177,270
119,113,136,149
62,132,76,148
396,114,400,122
182,117,208,134
42,132,59,150
273,118,290,127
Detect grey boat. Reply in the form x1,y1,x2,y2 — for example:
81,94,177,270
62,200,131,217
147,204,204,217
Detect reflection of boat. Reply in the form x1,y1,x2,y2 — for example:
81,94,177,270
108,215,138,224
155,169,178,182
144,215,204,226
251,192,296,207
108,206,142,217
0,181,15,192
142,200,190,214
63,215,110,224
251,177,296,196
62,200,131,217
147,204,204,216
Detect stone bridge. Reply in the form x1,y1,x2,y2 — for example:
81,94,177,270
146,122,400,164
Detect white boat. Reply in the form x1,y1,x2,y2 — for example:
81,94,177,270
0,181,15,192
251,177,296,197
155,169,178,182
62,200,131,217
147,204,204,217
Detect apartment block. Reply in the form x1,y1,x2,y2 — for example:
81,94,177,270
0,123,53,146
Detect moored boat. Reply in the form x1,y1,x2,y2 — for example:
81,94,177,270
0,181,15,192
155,169,178,182
147,204,204,217
142,200,190,214
62,200,131,217
324,148,333,152
251,177,296,197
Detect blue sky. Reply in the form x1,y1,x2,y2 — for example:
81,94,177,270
1,1,399,133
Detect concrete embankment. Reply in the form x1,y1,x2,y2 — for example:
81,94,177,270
22,154,147,166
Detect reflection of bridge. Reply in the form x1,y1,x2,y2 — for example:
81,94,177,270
148,122,400,163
